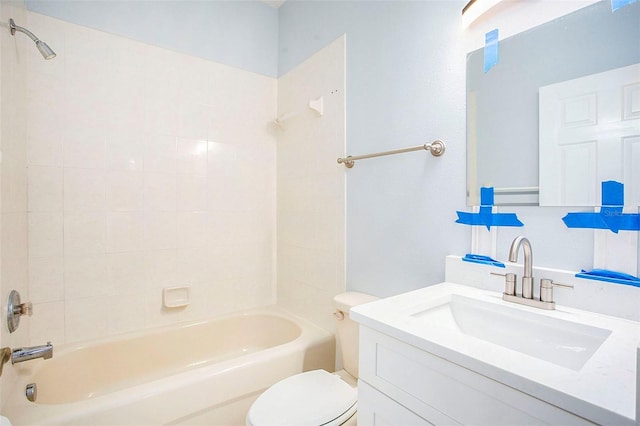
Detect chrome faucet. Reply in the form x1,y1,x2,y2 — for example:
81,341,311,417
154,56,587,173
497,236,573,310
11,342,53,364
508,236,533,299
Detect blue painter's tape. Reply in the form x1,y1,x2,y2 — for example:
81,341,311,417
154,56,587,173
611,0,638,12
462,254,505,268
576,269,640,287
456,187,524,230
562,181,640,233
484,29,499,73
480,187,494,206
601,180,623,206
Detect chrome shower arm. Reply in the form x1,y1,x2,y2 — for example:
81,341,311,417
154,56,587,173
10,19,40,43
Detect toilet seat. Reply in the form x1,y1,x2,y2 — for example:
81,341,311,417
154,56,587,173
246,369,357,426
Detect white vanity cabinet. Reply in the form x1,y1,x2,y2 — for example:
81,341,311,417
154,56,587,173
357,327,595,425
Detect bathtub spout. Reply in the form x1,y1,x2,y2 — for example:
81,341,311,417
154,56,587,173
11,342,53,364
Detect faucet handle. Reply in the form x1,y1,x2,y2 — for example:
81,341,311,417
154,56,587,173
491,272,517,296
17,301,33,317
540,278,573,303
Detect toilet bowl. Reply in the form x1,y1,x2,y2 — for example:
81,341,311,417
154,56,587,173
246,292,378,426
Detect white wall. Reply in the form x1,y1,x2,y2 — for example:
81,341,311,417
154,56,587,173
24,0,279,77
277,35,346,333
24,11,277,345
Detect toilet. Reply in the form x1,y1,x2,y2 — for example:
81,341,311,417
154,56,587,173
246,292,378,426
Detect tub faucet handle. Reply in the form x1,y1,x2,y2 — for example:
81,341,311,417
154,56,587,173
15,301,33,316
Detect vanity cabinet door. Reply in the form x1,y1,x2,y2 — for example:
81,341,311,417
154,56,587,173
358,327,596,426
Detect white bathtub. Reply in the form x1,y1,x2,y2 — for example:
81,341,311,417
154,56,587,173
2,307,335,425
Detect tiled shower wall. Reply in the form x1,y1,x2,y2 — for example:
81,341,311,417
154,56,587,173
24,12,277,345
1,1,29,407
277,36,346,333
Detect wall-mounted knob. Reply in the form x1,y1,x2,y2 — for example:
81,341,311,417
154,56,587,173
6,290,32,333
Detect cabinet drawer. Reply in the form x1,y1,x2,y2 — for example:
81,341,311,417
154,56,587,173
359,327,594,426
358,381,435,426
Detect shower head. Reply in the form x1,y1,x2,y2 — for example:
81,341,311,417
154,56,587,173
9,18,56,60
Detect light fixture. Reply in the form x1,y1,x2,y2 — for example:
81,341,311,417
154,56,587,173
461,0,505,28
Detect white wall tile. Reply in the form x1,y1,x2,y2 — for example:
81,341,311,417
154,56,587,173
29,256,64,303
65,297,110,343
177,248,209,286
28,166,63,212
27,126,63,167
177,211,207,249
106,130,144,172
107,212,145,253
30,301,66,346
177,138,208,175
64,168,106,212
143,211,177,250
145,98,178,137
106,170,143,211
178,103,212,141
207,141,237,177
143,172,176,211
177,173,206,211
28,212,63,258
144,249,177,287
107,293,146,335
63,128,106,170
106,252,146,296
106,71,146,132
144,132,177,173
26,87,64,167
63,212,106,256
64,254,108,300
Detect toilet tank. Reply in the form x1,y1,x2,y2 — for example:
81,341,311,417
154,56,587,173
333,292,378,379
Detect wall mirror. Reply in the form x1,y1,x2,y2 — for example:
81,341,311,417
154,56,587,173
466,0,640,206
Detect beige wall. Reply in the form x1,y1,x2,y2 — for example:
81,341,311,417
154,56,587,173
23,11,277,346
276,36,346,333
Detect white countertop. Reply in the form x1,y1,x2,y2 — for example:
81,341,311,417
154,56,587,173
351,282,640,425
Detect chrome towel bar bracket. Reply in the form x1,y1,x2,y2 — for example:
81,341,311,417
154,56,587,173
337,140,445,168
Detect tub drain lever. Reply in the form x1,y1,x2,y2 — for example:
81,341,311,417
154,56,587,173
26,383,37,402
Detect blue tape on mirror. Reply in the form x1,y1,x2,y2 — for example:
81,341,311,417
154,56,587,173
456,187,524,230
562,181,640,233
611,0,638,12
483,29,499,73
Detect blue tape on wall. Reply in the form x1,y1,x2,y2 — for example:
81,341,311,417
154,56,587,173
483,29,499,73
456,187,524,230
562,181,640,233
611,0,638,12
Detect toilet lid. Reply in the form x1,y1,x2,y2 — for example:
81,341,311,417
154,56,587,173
247,370,357,426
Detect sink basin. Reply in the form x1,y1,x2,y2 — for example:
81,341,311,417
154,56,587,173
411,294,612,370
